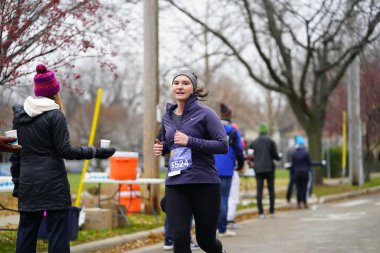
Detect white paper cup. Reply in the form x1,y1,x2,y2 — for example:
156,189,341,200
5,130,18,145
100,139,111,148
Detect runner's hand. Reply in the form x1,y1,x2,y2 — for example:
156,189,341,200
154,139,163,156
174,131,188,146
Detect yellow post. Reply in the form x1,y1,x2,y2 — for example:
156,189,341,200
342,111,347,180
74,88,103,207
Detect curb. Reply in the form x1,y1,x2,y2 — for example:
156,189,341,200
318,185,380,204
69,185,380,252
70,227,164,253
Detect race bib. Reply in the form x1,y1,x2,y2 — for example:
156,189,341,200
168,147,192,177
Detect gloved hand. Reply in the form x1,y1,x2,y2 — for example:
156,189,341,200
12,178,19,198
0,136,22,153
95,147,116,159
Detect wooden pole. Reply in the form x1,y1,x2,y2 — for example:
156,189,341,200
143,0,160,213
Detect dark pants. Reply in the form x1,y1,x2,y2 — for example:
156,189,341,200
164,215,193,243
255,172,275,215
217,176,232,233
286,171,295,202
161,196,193,244
16,209,69,253
166,184,223,253
308,170,313,197
164,216,172,242
296,171,309,205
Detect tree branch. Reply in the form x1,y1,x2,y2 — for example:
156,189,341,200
326,10,380,91
261,0,294,87
299,21,313,99
166,0,285,93
241,0,289,90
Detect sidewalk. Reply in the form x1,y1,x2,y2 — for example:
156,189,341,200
1,179,380,253
127,191,380,253
69,185,380,253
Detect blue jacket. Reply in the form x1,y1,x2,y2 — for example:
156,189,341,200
291,146,312,174
215,121,245,177
291,145,322,175
161,95,228,185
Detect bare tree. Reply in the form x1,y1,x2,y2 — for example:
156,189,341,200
159,0,233,87
206,75,262,130
63,55,144,149
167,0,380,184
0,0,130,87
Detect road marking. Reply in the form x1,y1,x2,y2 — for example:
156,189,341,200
301,212,366,221
333,199,370,207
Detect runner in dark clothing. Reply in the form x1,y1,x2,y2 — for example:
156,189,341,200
153,70,228,253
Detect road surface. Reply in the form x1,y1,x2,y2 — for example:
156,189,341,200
126,192,380,253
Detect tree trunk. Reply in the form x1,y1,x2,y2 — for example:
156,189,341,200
306,127,324,185
364,130,372,182
288,96,325,185
364,151,372,182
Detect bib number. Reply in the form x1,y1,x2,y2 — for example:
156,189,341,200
168,147,192,177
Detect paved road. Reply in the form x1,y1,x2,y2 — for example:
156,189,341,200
127,192,380,253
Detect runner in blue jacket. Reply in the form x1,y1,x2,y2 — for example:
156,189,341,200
153,70,228,253
215,103,244,237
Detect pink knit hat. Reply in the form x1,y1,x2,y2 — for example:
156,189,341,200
34,64,60,97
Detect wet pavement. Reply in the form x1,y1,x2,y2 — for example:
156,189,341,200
126,192,380,253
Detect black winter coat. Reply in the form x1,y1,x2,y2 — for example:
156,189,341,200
249,134,281,174
10,105,94,211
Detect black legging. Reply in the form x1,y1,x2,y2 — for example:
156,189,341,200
165,184,223,253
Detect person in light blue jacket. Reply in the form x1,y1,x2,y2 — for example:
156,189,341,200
291,135,324,209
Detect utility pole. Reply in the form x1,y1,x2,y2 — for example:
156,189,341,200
347,0,364,186
143,0,160,212
347,54,364,186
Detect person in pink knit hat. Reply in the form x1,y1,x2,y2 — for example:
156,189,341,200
10,64,116,253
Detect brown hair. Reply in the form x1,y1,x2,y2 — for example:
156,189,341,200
48,93,65,114
194,86,208,101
